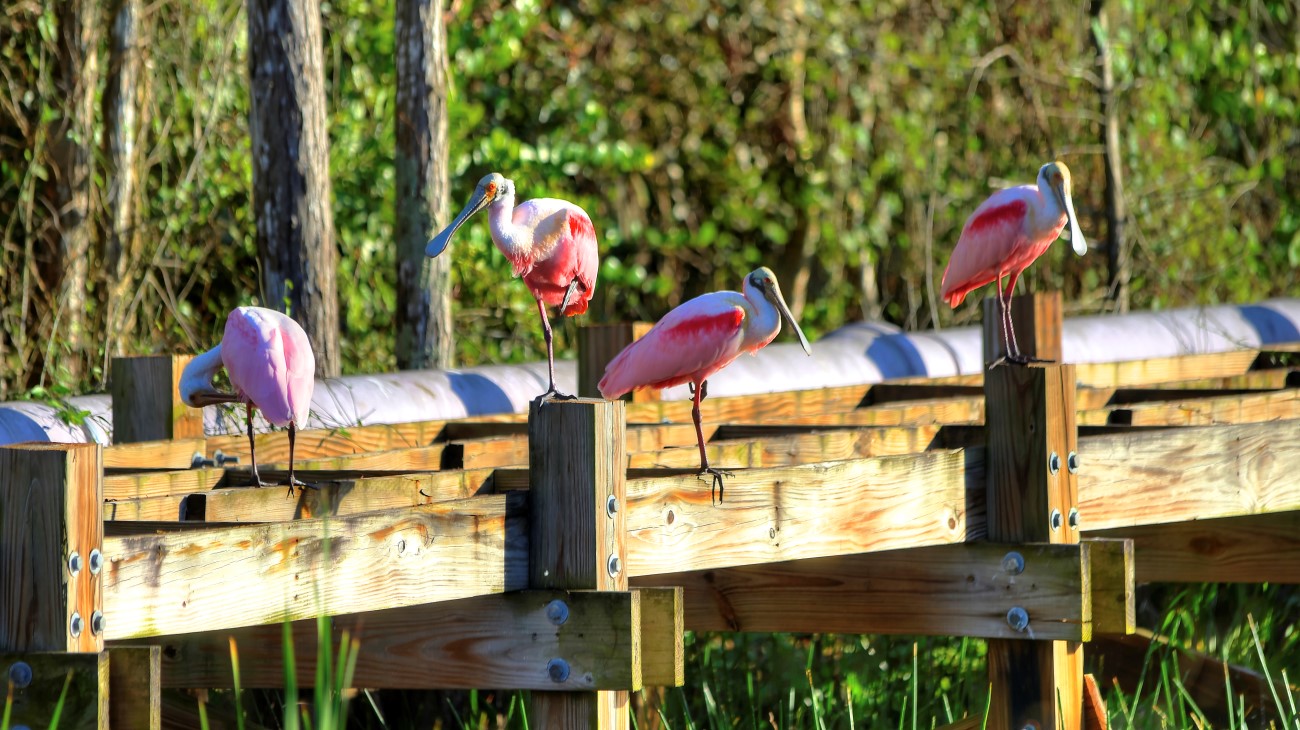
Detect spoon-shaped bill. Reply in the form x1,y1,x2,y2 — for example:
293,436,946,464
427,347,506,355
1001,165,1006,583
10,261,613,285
764,281,813,355
426,187,493,258
1056,182,1087,256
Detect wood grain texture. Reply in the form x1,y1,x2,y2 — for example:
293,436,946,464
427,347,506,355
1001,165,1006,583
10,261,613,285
630,542,1099,641
102,493,527,639
0,651,109,729
104,438,206,470
1083,674,1108,730
1081,538,1135,634
528,397,632,728
111,355,205,443
635,587,684,687
104,494,187,522
285,443,447,471
1074,349,1259,388
1080,387,1300,427
625,450,970,577
1078,419,1300,530
110,645,161,728
579,322,657,401
0,443,104,653
1085,511,1300,583
103,467,224,500
982,293,1081,730
134,590,640,690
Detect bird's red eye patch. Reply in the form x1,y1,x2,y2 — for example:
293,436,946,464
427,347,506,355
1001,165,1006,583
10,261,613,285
485,182,497,196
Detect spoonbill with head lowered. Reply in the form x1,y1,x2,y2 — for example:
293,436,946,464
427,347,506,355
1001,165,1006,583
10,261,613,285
598,267,812,501
426,172,598,402
179,306,315,490
940,161,1087,366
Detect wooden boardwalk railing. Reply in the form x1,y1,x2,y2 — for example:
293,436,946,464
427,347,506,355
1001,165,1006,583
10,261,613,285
2,292,1299,729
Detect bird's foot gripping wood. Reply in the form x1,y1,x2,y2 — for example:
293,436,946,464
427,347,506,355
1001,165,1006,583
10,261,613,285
699,467,733,504
284,477,318,498
533,387,578,409
988,353,1056,369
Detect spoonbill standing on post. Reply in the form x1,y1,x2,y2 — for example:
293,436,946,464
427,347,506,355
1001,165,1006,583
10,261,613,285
598,267,812,501
179,306,315,491
941,161,1087,366
426,172,598,402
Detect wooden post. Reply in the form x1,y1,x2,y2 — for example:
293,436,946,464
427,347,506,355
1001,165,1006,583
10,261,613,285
0,442,108,727
111,355,205,443
109,646,161,728
578,323,658,402
528,398,630,729
981,292,1083,730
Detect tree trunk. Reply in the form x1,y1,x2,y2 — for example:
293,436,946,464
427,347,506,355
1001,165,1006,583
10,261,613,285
102,0,143,365
394,0,453,370
247,0,340,377
1091,0,1130,312
51,0,99,384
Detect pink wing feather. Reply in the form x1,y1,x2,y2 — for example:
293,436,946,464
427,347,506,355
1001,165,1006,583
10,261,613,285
940,189,1033,307
511,198,598,315
598,293,747,398
221,307,315,429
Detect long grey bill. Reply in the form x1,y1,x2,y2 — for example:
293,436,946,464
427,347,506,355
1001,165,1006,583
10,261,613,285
1061,188,1087,256
426,189,491,258
770,286,813,355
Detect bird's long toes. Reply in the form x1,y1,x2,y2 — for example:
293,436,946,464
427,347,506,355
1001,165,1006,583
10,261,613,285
700,467,733,505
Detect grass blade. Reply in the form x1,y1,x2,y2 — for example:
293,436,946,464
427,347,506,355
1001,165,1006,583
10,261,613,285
46,670,73,730
229,637,245,730
1247,613,1290,724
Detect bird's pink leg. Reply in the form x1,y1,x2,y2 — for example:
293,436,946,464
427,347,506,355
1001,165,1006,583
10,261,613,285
246,405,268,488
535,298,575,403
1000,271,1051,365
691,379,729,503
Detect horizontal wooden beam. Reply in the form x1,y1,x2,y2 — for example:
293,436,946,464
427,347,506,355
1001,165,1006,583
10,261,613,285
104,438,205,470
1085,511,1300,583
630,540,1133,641
1079,388,1300,427
104,493,186,522
1079,419,1300,531
104,467,224,500
103,493,528,639
125,590,647,691
1074,349,1259,388
0,651,109,728
625,449,975,577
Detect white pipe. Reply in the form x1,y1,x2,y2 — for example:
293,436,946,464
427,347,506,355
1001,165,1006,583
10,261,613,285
2,298,1297,445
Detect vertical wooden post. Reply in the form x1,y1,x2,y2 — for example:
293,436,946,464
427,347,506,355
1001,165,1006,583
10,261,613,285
982,292,1083,730
111,355,205,442
0,442,108,726
528,398,629,729
109,646,161,728
578,323,659,402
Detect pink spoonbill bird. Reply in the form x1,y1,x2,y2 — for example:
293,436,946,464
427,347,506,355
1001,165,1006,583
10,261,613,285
941,161,1086,366
179,306,315,490
426,172,598,402
598,267,812,501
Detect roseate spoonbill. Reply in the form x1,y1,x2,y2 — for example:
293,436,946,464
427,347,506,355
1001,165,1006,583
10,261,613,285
179,306,315,490
426,172,598,402
941,161,1087,366
598,267,812,501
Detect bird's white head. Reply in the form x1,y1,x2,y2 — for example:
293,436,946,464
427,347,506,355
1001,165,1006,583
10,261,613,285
746,267,813,356
178,346,238,408
1039,161,1087,256
425,172,516,258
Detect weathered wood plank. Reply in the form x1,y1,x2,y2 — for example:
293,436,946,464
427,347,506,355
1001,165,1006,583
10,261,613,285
103,467,224,500
102,493,528,639
0,651,109,729
1074,349,1260,388
104,493,187,522
282,443,447,471
635,587,684,687
111,355,205,443
631,541,1109,641
0,443,104,653
1086,387,1300,427
529,397,633,728
103,438,206,470
109,646,161,729
1082,538,1136,635
131,590,641,690
625,450,970,578
1085,511,1300,583
1079,419,1300,530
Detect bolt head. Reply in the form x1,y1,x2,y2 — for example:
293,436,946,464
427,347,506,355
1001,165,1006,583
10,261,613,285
69,612,83,638
1048,451,1061,475
1068,508,1080,530
545,599,570,626
1006,606,1030,632
67,551,82,575
607,554,621,577
546,658,571,683
606,495,619,517
1067,451,1079,473
89,548,103,575
1050,509,1063,531
8,661,32,689
1001,551,1025,575
91,610,105,635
